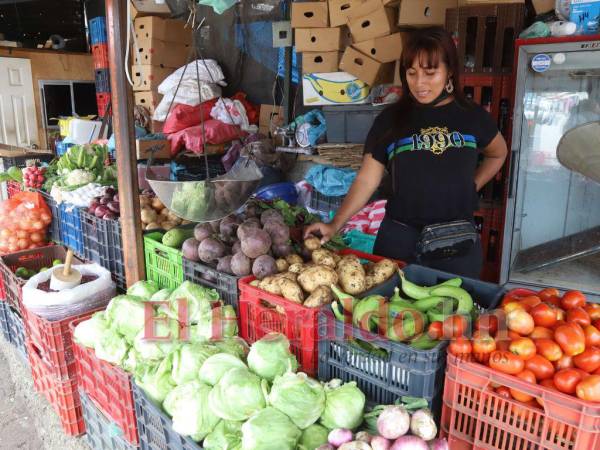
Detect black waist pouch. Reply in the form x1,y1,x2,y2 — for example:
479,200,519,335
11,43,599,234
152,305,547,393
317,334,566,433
416,220,478,261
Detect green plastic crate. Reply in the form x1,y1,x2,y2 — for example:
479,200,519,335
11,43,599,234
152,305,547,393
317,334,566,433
143,232,184,290
343,230,376,254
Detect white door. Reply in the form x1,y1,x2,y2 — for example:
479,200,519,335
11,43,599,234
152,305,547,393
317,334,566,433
0,57,38,147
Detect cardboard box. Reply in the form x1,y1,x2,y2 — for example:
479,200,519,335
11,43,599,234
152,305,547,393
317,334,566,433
303,72,370,105
136,139,170,160
339,46,394,86
134,38,190,69
347,5,397,42
291,2,329,28
295,28,343,52
302,51,342,73
134,90,162,115
150,120,164,134
570,0,600,35
531,0,555,14
259,104,285,137
131,0,170,16
134,17,193,45
353,32,403,63
398,0,457,27
328,0,369,27
131,65,172,92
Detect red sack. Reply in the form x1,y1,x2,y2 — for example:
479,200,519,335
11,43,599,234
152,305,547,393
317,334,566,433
0,192,51,254
231,92,259,125
162,99,219,134
167,121,247,156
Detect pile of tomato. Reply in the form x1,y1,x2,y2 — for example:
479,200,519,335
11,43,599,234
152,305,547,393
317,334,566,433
447,288,600,403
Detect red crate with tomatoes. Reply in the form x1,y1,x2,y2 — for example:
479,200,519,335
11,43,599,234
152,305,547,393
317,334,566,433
442,287,600,449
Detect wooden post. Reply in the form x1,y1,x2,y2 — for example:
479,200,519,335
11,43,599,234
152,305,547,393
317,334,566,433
106,0,146,285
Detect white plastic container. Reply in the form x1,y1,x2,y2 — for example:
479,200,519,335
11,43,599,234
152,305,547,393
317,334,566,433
67,118,107,144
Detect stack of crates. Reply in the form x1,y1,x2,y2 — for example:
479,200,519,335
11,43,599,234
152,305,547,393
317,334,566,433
89,16,111,117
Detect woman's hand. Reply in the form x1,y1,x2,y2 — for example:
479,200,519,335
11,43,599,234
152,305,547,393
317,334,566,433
304,222,338,244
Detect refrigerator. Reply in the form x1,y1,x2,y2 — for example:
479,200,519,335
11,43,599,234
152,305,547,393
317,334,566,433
502,36,600,298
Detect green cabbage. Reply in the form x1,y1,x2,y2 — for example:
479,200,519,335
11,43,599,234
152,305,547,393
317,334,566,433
135,355,176,405
189,305,238,342
73,311,108,348
105,295,150,342
203,420,243,450
163,380,219,442
169,281,218,324
212,337,250,360
241,407,301,450
133,315,181,361
208,368,266,421
94,327,129,366
319,379,365,430
123,348,141,374
297,424,329,450
151,288,173,302
127,280,159,299
247,333,298,382
171,343,220,385
199,353,247,386
268,372,325,429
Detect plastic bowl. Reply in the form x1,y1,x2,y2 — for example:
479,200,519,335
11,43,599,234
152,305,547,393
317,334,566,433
254,182,298,205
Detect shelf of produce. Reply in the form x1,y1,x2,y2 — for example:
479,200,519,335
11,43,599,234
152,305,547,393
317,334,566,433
27,339,85,436
182,257,239,310
318,264,504,411
133,382,202,450
81,389,138,450
143,232,184,290
441,354,600,450
71,318,138,445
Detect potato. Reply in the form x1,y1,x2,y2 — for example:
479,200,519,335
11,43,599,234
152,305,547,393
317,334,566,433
139,195,151,208
276,258,289,273
276,272,297,282
151,197,165,211
337,254,361,269
332,253,341,264
146,222,161,230
304,285,333,308
285,254,303,265
338,265,367,295
365,275,376,290
288,263,304,274
141,207,157,225
304,237,321,251
278,278,304,304
297,265,339,293
161,221,176,231
259,276,282,295
311,249,336,268
371,259,398,284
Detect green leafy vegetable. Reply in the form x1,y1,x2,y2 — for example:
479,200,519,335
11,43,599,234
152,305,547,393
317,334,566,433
319,379,366,430
135,355,176,405
73,311,108,348
208,368,267,421
199,353,247,386
171,343,220,386
268,372,325,429
241,407,301,450
127,280,160,299
94,327,129,366
298,424,329,450
247,333,298,382
203,420,243,450
105,295,149,342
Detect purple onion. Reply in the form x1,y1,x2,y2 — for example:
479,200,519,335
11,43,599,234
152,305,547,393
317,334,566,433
390,435,429,450
428,438,449,450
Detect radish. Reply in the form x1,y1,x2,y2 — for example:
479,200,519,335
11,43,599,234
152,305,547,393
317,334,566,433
428,438,449,450
328,428,353,447
390,435,429,450
371,436,392,450
377,405,410,440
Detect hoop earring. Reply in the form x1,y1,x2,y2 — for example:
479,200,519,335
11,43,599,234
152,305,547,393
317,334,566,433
445,78,454,94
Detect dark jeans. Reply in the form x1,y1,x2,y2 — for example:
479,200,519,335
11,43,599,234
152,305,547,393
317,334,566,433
373,217,483,279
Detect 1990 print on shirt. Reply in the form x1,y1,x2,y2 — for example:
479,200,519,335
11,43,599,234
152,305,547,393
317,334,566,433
365,101,499,227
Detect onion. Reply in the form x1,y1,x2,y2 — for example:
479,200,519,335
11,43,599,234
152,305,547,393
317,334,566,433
410,409,437,441
371,436,392,450
355,431,372,443
377,406,410,440
328,428,353,447
428,438,449,450
390,435,429,450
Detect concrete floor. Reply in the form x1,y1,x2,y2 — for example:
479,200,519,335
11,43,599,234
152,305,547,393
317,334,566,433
0,338,88,450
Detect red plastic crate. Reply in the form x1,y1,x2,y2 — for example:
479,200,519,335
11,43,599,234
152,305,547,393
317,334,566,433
27,339,84,436
238,249,405,377
70,318,138,445
97,92,111,117
441,354,600,450
23,305,101,380
91,43,109,70
6,180,21,198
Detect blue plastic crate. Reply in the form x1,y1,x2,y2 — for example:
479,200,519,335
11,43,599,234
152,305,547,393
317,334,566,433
5,303,27,364
89,16,107,45
59,204,85,258
95,69,111,94
0,301,10,343
56,141,75,157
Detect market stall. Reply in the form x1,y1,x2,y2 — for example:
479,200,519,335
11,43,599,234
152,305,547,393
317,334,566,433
0,0,599,449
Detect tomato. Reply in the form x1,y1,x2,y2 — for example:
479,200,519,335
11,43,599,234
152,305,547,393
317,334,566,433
525,354,555,381
530,326,554,340
503,302,526,314
473,331,497,364
495,338,510,351
502,289,537,306
552,320,567,330
507,310,535,336
567,307,591,328
544,296,562,308
509,369,537,402
554,354,574,371
561,291,586,311
442,315,469,339
519,295,542,312
584,325,600,347
584,303,600,321
594,319,600,330
535,339,563,362
554,323,586,357
530,303,558,328
495,386,512,399
554,368,585,394
489,350,525,375
448,337,472,360
573,348,600,373
509,337,537,360
539,288,560,301
540,378,558,390
475,314,499,336
576,375,600,402
427,321,443,340
595,366,600,375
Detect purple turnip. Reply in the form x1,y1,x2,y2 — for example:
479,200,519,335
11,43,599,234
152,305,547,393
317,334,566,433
428,438,449,450
95,205,109,218
410,409,437,441
390,435,429,450
328,428,353,447
371,436,391,450
107,201,120,214
377,405,410,440
103,212,117,220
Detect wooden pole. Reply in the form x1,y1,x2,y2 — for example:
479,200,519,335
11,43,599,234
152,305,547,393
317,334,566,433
106,0,146,285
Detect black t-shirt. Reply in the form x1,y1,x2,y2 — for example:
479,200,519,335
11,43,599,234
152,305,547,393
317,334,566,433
365,100,499,228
